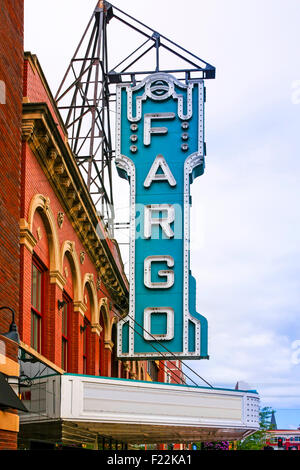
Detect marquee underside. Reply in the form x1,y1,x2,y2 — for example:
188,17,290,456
71,421,257,444
20,375,260,445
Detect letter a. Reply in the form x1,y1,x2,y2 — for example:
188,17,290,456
144,154,176,188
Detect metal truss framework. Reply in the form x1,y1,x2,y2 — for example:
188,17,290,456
55,0,215,234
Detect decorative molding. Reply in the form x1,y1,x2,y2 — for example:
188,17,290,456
44,196,50,212
49,270,66,291
73,300,87,317
60,240,83,303
91,323,102,336
22,102,128,305
99,297,108,310
104,340,113,352
21,119,35,142
66,241,74,254
26,194,60,273
57,211,65,228
47,147,58,161
36,226,42,240
19,219,37,253
80,251,85,264
82,272,98,325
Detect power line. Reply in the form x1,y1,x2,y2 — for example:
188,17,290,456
107,297,200,388
100,281,213,387
99,283,213,388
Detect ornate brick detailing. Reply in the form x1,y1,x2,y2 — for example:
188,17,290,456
22,103,128,305
80,251,85,264
57,211,64,228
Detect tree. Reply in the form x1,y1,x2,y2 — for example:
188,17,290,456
236,406,276,450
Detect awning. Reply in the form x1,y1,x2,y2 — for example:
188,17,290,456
0,373,28,413
20,374,259,443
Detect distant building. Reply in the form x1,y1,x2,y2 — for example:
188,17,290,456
270,410,277,430
266,429,300,450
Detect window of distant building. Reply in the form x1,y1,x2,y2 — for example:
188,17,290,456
31,258,46,353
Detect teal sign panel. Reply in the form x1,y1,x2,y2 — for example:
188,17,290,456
115,73,208,360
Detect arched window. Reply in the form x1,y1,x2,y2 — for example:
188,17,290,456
111,324,119,378
31,256,46,353
83,283,93,375
31,209,50,354
61,253,75,372
99,307,106,376
61,291,72,371
83,316,90,374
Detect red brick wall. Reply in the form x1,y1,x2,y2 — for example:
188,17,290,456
0,0,23,334
20,139,110,371
0,429,18,450
20,53,150,388
0,0,23,450
20,57,115,374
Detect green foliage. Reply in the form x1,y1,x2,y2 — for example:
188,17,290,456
236,406,276,450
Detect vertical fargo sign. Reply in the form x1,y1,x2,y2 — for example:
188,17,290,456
116,73,208,360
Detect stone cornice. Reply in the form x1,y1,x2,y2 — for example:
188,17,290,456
49,270,66,290
73,301,87,317
20,218,37,253
104,340,114,352
22,102,129,309
91,323,102,336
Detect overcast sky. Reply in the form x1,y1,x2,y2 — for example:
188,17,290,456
24,0,300,429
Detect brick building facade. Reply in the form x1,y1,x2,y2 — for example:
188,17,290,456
19,52,147,378
17,53,182,449
0,0,24,450
0,1,261,452
0,1,183,449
